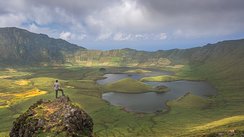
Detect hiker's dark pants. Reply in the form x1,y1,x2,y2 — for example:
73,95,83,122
55,89,64,98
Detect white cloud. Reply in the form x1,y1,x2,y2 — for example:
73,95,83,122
85,0,155,39
135,34,145,39
0,13,26,27
78,34,87,40
59,31,72,40
59,31,86,41
159,33,167,40
113,32,132,41
97,32,112,40
112,32,167,41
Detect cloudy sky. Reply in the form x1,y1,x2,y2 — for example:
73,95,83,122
1,0,244,50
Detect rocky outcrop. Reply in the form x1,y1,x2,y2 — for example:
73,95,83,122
10,96,93,137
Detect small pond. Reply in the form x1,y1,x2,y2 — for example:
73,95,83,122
97,70,173,85
98,73,217,113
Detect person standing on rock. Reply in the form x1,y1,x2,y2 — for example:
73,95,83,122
54,80,65,98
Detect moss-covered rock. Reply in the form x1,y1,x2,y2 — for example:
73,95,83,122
10,96,93,137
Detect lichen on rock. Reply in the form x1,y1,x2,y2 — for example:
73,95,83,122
10,96,93,137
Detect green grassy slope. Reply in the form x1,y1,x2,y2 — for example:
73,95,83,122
0,65,243,137
104,78,154,93
140,75,179,82
0,34,244,136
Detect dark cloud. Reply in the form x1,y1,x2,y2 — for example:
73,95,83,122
138,0,244,15
27,0,118,16
0,0,244,44
136,0,244,33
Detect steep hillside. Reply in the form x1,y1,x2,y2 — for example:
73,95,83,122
185,39,244,82
67,49,171,67
0,27,85,66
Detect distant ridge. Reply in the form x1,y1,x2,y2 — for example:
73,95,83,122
0,27,243,67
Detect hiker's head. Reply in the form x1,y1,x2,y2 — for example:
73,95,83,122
56,80,58,82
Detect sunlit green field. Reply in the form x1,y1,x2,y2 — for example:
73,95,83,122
0,65,243,137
